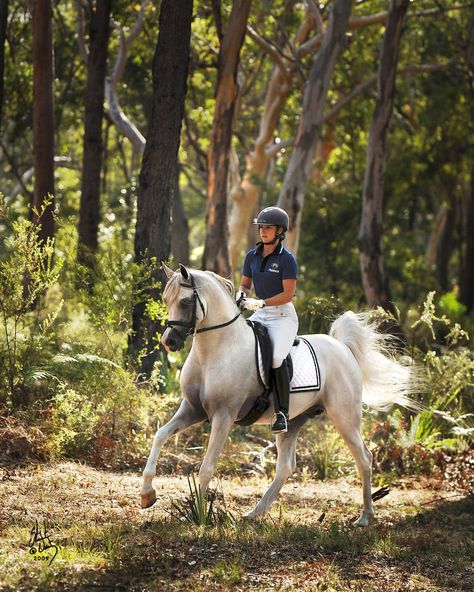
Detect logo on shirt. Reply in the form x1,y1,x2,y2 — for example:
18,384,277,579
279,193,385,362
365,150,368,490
269,262,280,273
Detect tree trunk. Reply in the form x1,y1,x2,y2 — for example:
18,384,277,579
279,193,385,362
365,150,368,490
202,0,252,276
359,0,409,314
78,0,112,269
171,168,190,265
31,0,55,243
131,0,193,373
424,197,456,292
277,0,352,254
459,165,474,311
0,0,8,132
228,11,317,269
436,195,456,293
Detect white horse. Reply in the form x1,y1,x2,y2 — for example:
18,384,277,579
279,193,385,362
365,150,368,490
141,264,420,526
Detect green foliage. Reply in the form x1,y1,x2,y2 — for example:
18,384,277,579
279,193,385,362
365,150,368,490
0,195,62,407
48,386,99,457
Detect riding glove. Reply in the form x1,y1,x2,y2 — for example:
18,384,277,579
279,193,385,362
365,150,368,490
242,298,265,311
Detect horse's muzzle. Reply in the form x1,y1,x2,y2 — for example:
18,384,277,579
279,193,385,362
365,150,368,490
162,327,186,352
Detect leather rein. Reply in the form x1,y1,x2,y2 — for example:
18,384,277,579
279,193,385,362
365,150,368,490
165,273,241,337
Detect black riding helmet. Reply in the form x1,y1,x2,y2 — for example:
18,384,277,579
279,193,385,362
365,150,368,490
253,206,289,243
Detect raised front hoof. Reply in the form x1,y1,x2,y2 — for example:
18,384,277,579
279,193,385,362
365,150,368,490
141,489,157,509
353,513,373,527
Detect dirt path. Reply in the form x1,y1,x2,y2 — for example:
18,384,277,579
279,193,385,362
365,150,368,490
0,462,472,591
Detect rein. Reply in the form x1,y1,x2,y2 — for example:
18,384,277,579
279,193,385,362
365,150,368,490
165,273,241,338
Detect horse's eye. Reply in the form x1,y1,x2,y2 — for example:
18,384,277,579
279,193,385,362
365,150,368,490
180,297,193,307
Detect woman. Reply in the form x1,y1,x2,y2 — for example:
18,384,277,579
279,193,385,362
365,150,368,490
236,206,298,433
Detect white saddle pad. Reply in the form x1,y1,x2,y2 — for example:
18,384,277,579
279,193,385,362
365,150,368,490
258,336,321,392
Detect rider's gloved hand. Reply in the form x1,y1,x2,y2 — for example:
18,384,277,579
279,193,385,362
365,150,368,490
235,290,246,310
242,298,265,311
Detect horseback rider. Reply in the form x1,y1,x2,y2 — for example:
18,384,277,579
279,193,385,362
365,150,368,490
236,206,298,433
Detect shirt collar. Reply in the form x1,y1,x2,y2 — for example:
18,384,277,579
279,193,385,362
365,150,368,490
254,243,284,256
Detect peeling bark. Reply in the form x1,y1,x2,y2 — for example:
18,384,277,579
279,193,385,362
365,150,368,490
228,11,317,269
277,0,352,253
202,0,252,276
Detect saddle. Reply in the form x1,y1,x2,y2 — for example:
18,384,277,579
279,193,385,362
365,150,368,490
235,321,322,426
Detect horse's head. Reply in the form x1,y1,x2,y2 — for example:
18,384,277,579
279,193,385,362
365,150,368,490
161,263,235,352
161,264,205,352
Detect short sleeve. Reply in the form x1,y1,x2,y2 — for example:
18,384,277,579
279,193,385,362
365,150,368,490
242,251,253,278
281,252,298,280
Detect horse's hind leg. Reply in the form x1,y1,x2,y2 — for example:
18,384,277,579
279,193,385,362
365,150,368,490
325,402,374,527
243,415,309,519
141,399,205,508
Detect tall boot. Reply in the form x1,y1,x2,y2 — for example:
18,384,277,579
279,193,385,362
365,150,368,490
271,360,290,433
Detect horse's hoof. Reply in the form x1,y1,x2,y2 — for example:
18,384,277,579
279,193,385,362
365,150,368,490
141,489,157,509
353,514,372,527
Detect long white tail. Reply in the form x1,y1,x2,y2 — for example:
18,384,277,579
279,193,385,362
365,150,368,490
329,311,422,411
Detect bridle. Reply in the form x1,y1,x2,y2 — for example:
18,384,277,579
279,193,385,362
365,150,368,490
164,272,241,340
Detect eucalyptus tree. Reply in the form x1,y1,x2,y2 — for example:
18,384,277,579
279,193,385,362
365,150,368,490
131,0,193,373
31,0,55,243
277,0,352,253
0,0,7,132
77,0,112,272
359,0,410,314
202,0,252,276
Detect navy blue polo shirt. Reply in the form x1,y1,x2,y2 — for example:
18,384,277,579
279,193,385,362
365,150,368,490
242,243,298,300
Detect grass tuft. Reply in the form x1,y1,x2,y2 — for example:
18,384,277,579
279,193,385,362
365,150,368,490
168,474,235,527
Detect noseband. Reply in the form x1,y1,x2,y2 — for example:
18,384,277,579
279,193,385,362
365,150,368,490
165,272,241,339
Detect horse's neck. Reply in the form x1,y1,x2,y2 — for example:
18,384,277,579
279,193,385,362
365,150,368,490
192,314,254,362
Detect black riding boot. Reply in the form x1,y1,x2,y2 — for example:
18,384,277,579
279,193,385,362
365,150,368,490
271,361,290,433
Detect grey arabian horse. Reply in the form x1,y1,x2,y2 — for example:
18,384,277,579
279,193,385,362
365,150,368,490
141,264,420,526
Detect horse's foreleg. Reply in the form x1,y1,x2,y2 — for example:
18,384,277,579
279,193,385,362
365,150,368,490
243,415,308,519
141,400,204,508
326,404,374,527
198,411,234,495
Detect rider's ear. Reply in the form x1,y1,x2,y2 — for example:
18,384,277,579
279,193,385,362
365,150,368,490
161,261,175,279
179,264,189,281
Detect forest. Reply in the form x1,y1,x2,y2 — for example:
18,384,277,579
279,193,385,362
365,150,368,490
0,1,473,591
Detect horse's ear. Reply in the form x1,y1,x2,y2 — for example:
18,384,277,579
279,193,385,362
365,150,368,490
179,263,189,280
161,261,175,279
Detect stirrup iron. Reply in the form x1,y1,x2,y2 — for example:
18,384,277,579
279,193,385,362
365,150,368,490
271,411,289,433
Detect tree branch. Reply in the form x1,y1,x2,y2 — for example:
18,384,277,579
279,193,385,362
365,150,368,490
74,0,88,63
105,1,150,154
246,24,290,74
306,0,325,35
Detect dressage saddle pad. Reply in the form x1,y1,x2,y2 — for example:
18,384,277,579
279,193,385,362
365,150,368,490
235,323,322,426
249,320,321,392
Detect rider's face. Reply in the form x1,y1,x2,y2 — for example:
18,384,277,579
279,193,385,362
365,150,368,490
258,224,278,242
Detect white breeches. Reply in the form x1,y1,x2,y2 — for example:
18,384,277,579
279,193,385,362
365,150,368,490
249,303,299,368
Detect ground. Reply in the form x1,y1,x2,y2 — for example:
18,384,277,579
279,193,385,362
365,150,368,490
0,461,472,591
